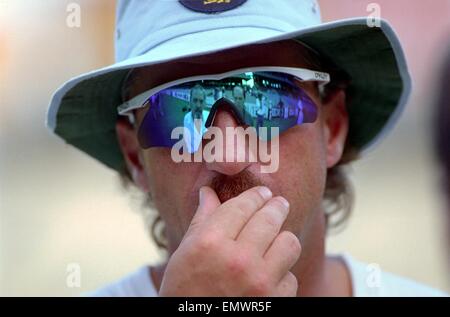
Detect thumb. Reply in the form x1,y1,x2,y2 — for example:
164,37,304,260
186,186,221,235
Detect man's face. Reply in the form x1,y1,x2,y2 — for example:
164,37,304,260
190,89,205,118
119,40,348,253
233,87,245,107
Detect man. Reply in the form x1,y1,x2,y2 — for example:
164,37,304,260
183,84,209,153
232,85,246,120
47,0,447,296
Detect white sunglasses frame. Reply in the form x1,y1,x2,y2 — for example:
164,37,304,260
117,66,330,121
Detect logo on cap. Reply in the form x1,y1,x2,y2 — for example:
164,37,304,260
179,0,247,14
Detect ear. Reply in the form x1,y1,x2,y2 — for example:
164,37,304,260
115,119,149,192
322,89,349,168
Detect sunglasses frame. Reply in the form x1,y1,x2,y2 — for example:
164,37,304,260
117,66,330,123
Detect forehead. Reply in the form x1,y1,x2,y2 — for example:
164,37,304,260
123,40,320,100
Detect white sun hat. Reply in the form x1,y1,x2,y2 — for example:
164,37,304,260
46,0,411,171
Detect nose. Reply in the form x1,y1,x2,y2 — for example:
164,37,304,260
205,103,254,176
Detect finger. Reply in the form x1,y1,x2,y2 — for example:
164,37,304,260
271,272,298,297
186,186,221,237
264,231,301,282
236,196,289,255
206,186,273,239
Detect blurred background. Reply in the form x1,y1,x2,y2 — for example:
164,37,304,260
1,0,449,296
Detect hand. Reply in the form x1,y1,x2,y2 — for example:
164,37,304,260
158,186,301,296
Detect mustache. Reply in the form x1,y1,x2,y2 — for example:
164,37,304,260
209,170,264,203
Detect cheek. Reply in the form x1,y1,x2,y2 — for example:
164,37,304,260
144,148,205,241
275,124,328,231
143,150,177,215
142,148,201,238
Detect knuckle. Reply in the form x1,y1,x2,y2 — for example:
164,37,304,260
195,232,220,253
261,210,280,231
227,201,256,222
226,253,249,275
233,201,251,217
248,274,271,296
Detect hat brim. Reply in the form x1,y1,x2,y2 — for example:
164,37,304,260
46,18,411,171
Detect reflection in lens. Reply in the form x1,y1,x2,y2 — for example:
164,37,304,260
137,71,318,150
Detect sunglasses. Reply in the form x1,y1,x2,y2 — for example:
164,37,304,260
118,66,330,153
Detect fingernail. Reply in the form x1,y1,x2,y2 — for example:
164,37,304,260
278,196,290,209
258,186,272,200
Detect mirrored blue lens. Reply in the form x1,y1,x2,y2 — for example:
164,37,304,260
137,71,318,150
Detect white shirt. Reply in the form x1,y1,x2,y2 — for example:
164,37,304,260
183,110,209,153
88,254,448,297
